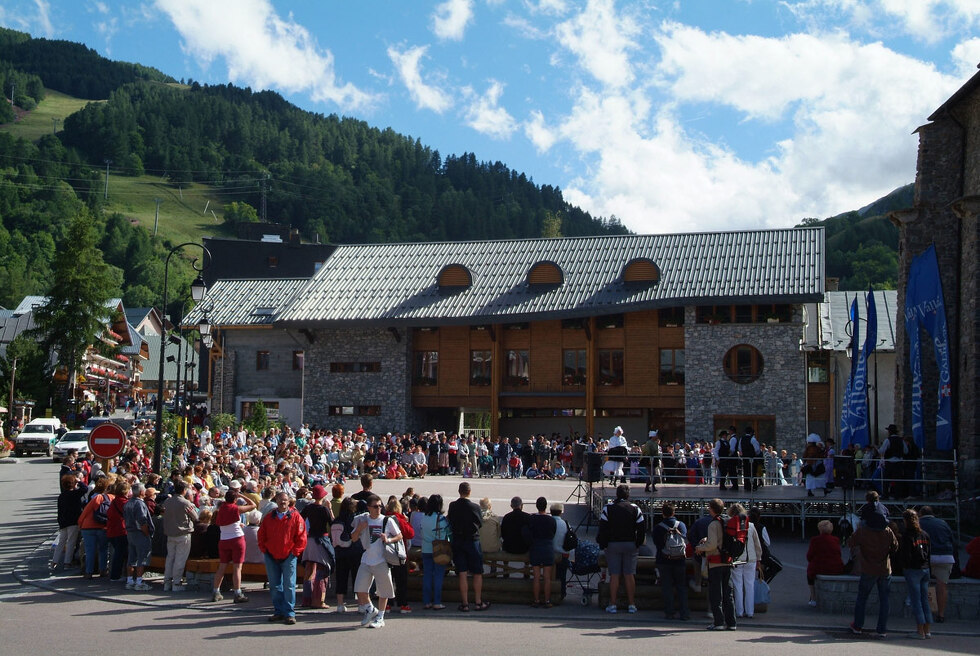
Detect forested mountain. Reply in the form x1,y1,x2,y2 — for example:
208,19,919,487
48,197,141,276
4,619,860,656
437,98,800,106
798,184,911,290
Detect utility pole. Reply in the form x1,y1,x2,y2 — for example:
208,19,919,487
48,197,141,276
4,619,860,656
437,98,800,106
153,198,163,236
103,159,112,200
261,173,269,222
8,356,16,435
51,117,58,134
9,83,14,106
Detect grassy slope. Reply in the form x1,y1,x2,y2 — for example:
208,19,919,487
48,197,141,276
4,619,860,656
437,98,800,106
0,87,232,243
2,88,98,141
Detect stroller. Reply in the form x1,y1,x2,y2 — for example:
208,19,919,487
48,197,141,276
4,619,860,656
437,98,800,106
568,540,602,606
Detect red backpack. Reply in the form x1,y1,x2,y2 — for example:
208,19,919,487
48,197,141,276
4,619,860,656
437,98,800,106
718,514,747,562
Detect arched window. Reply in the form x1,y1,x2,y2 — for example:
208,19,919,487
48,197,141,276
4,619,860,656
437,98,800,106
723,345,764,384
622,258,660,284
527,261,563,286
437,264,472,290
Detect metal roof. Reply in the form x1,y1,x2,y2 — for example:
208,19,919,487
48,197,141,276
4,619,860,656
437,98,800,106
275,228,825,327
141,333,200,382
802,290,898,352
183,278,308,327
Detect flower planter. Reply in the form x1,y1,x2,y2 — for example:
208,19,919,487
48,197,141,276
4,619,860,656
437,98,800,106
767,318,780,324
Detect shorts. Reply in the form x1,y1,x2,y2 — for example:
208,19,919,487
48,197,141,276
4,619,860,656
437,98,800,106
218,536,246,564
126,532,152,567
452,539,484,575
529,541,554,567
931,561,953,583
354,561,395,598
605,541,638,576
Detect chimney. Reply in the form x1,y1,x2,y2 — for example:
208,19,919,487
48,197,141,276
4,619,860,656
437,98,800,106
826,277,840,292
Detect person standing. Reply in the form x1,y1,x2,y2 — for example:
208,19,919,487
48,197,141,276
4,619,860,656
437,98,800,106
738,428,760,492
715,431,735,491
728,503,762,618
161,480,198,591
211,488,257,603
331,497,363,613
652,502,689,621
642,432,661,493
123,483,154,591
917,506,955,623
607,427,629,484
526,496,557,607
695,498,737,630
447,481,490,611
848,510,898,639
299,485,335,609
54,473,86,572
350,493,401,628
597,484,644,614
896,509,932,639
258,492,307,624
420,494,450,610
550,502,571,600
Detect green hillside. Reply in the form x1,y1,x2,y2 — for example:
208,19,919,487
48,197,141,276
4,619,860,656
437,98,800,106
2,88,99,141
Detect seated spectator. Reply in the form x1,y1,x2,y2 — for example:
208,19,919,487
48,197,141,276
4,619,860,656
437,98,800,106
478,497,502,553
243,510,264,563
806,519,844,606
553,462,567,480
525,465,539,479
189,508,214,559
501,496,531,555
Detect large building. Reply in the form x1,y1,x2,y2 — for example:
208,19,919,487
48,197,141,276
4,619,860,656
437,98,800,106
188,228,824,446
892,68,980,489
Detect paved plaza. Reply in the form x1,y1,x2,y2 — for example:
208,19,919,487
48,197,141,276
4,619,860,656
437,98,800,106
1,455,976,655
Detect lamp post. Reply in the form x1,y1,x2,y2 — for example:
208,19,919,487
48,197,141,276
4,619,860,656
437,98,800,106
153,243,210,474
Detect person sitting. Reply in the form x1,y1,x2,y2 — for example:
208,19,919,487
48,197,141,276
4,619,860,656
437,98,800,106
553,462,567,480
243,510,264,563
501,496,531,558
806,520,844,606
524,465,539,479
478,498,502,554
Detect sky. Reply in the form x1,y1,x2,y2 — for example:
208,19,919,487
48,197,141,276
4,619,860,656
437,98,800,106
2,1,980,235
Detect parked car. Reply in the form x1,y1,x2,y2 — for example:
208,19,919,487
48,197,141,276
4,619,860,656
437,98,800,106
52,429,92,462
14,418,63,457
83,417,115,430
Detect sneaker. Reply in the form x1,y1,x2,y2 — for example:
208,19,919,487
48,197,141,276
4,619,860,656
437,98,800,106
284,617,297,625
172,584,187,592
725,625,737,630
234,592,249,604
335,604,347,614
848,622,862,635
134,582,151,592
360,606,379,626
212,590,224,602
605,605,618,614
368,618,385,629
627,605,638,614
808,600,817,607
125,582,135,590
268,615,285,622
873,633,886,640
400,605,412,613
163,581,173,592
706,625,725,631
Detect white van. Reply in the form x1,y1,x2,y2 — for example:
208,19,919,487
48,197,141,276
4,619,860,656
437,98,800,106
14,418,63,457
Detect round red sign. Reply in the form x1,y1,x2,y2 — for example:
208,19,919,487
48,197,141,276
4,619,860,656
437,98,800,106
88,422,127,459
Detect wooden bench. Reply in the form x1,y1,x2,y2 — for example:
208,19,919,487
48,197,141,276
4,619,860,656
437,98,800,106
147,556,300,590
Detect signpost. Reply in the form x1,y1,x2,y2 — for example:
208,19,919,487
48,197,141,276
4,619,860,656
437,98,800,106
88,422,126,460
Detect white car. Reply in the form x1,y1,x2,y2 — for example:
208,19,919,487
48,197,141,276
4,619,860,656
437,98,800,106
52,429,92,462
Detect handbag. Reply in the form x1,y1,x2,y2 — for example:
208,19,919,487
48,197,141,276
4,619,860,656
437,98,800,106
760,543,783,583
382,517,407,566
754,574,771,605
432,513,453,566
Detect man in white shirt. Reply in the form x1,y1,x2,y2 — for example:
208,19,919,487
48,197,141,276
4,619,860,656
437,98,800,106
350,494,402,629
607,426,629,484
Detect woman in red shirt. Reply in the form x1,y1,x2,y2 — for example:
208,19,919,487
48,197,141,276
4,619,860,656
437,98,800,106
806,519,844,606
211,488,256,604
106,480,130,582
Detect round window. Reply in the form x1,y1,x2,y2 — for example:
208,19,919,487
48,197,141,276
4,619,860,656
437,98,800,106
723,345,764,384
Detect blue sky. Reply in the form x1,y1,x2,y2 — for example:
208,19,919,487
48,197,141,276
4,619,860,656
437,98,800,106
2,0,979,235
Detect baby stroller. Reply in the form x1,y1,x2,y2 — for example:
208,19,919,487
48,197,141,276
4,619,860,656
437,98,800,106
569,540,601,606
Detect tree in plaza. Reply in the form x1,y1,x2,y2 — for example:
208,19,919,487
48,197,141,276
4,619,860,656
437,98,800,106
0,334,52,416
245,400,268,435
29,210,121,415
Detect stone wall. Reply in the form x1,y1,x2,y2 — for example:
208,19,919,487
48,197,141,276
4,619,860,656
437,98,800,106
683,306,807,449
303,327,411,433
815,575,980,620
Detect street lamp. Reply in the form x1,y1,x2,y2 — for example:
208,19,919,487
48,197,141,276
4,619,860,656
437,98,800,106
153,244,211,474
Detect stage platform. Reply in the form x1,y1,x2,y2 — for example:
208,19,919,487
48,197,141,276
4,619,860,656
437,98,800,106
580,480,960,539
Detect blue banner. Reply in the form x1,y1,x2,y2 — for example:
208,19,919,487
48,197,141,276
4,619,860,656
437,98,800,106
904,245,954,450
847,296,869,447
839,298,858,447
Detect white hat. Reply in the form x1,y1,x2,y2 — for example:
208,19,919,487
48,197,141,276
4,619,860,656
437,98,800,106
648,430,658,438
613,426,623,434
229,479,242,489
806,433,821,444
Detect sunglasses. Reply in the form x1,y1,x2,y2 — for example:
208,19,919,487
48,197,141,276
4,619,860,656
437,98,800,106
368,504,381,509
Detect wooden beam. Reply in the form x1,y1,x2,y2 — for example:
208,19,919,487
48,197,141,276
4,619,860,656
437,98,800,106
491,334,501,440
586,316,596,436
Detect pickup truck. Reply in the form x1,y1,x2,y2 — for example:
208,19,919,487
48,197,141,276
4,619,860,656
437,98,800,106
14,419,62,457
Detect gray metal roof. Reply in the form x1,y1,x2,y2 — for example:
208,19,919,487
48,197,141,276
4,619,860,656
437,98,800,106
141,333,200,382
803,290,897,352
275,228,825,327
183,278,308,327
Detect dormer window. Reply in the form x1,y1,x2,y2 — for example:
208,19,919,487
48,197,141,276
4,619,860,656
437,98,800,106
527,261,563,286
252,307,275,317
438,264,472,290
622,258,660,285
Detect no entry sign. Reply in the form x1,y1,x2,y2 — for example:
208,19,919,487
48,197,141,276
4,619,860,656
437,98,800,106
88,422,126,459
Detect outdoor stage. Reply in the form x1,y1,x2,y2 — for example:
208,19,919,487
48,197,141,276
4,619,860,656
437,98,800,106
578,479,961,539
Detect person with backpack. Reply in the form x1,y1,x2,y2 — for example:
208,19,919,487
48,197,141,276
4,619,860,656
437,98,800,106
550,502,575,600
716,431,736,491
331,497,364,612
695,498,738,630
652,503,690,621
738,428,760,492
727,503,762,618
897,509,932,638
78,475,113,579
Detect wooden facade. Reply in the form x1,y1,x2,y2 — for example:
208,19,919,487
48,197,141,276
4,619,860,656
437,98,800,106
410,309,685,437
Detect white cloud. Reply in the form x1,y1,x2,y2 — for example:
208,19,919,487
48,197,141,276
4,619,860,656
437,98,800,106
464,80,517,139
554,0,641,88
525,109,557,151
387,45,453,113
785,0,980,42
432,0,474,41
526,0,568,14
951,37,980,77
551,24,963,233
33,0,53,37
154,0,373,110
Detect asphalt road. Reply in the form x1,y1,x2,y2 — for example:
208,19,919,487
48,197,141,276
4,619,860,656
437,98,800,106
0,457,976,655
